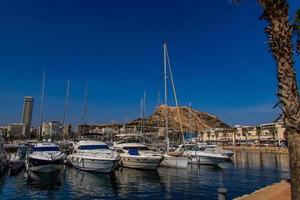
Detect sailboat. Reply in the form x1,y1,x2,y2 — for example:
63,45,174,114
160,43,189,168
26,72,66,174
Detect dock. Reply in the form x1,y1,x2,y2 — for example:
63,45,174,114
222,146,288,154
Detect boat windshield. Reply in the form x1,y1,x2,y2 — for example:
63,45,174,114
182,145,202,151
32,147,59,152
123,146,150,151
78,145,109,150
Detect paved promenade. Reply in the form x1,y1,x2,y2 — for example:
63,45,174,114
234,180,291,200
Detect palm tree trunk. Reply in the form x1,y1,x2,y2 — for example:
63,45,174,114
258,1,300,199
288,131,300,199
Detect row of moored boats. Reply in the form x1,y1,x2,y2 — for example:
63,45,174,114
19,138,233,174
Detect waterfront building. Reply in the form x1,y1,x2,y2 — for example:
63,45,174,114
7,123,26,139
22,96,34,136
42,121,63,139
63,124,72,139
202,121,285,146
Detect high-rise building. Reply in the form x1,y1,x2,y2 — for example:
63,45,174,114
22,96,34,136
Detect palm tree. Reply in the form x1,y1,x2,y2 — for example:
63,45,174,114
258,1,300,199
232,128,238,146
269,127,278,145
256,126,262,146
242,129,248,145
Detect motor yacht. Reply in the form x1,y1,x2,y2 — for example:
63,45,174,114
197,143,234,161
160,152,189,168
67,140,120,173
114,142,163,170
177,144,230,165
26,142,65,173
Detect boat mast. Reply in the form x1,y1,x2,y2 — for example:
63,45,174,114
165,44,186,147
140,97,143,134
81,81,88,134
143,90,146,142
188,102,192,139
39,71,46,141
63,78,70,140
164,43,169,152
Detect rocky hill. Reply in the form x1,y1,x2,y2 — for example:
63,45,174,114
127,105,230,132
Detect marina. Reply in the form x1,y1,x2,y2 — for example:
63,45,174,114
0,151,289,200
0,0,299,199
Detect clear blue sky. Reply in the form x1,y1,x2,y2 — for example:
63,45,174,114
0,0,299,127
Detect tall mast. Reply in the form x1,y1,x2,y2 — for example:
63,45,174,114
39,71,46,141
166,44,186,146
81,81,88,133
164,43,169,152
143,90,146,143
143,90,146,119
63,78,70,140
189,102,192,138
140,97,143,134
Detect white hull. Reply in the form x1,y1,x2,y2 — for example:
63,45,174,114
188,156,223,165
27,164,62,173
68,156,119,173
160,155,188,168
120,156,163,170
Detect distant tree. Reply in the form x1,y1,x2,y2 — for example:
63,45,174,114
256,126,261,146
269,127,278,145
232,128,238,146
258,1,300,199
242,129,248,144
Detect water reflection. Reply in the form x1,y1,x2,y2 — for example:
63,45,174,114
115,167,163,199
0,152,290,200
231,151,289,171
66,167,118,199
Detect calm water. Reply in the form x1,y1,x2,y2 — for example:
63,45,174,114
0,151,290,200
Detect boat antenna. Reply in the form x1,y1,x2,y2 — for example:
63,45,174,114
63,78,70,140
39,71,46,141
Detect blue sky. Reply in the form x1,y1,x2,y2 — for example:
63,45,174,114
0,0,299,127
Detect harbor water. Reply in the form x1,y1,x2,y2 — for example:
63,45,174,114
0,151,289,200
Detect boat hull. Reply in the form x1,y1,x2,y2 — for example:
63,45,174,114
188,155,223,165
160,155,188,168
68,156,120,173
27,157,64,173
120,155,163,170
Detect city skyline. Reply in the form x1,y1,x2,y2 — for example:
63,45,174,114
0,0,299,127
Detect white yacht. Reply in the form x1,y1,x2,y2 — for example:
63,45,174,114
160,152,189,168
197,143,234,160
177,144,230,165
67,140,120,173
114,142,163,170
26,142,65,173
